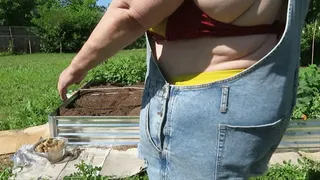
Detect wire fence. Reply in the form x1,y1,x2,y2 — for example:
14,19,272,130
0,26,40,53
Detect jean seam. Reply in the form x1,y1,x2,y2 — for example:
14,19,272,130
145,103,162,153
215,124,226,180
220,117,284,129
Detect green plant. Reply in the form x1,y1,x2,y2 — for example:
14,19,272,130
125,36,146,50
299,157,320,180
31,0,104,53
300,21,320,66
0,49,143,131
63,161,148,180
250,158,320,180
63,160,105,180
88,52,146,85
0,167,15,180
292,65,320,119
251,160,307,180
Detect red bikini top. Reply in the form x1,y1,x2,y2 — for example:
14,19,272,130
147,0,285,41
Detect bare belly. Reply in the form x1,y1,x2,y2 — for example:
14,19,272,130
152,0,287,78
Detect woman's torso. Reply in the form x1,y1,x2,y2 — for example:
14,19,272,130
151,0,287,78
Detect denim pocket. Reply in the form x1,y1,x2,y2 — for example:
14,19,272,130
216,117,286,179
144,103,162,152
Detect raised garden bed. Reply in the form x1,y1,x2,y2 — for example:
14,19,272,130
60,84,143,116
49,82,144,146
49,82,320,151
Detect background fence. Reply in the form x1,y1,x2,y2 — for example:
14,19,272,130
0,26,40,53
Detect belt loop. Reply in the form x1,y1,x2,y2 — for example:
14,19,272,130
220,86,229,113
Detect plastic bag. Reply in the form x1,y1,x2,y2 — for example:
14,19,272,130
12,145,48,169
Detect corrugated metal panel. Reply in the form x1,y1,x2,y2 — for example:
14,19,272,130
50,116,140,146
50,114,320,149
278,120,320,150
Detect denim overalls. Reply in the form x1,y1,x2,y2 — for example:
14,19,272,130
138,0,310,179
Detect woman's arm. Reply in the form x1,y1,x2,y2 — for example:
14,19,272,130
58,0,184,100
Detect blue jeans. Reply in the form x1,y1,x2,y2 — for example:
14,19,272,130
138,0,310,179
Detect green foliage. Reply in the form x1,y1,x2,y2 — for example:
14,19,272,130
0,167,15,180
62,158,320,180
63,160,105,180
251,161,307,180
300,0,320,66
125,36,146,50
63,160,148,180
292,65,320,119
0,53,76,130
88,50,146,85
31,0,103,53
300,22,320,66
0,0,37,26
305,0,320,24
0,50,143,131
250,158,320,180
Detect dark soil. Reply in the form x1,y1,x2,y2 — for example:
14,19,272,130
60,84,144,116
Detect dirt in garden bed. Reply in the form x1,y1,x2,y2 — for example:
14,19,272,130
60,84,144,116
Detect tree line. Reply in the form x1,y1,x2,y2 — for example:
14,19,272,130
0,0,319,65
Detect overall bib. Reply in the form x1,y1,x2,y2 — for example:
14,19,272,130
138,0,310,179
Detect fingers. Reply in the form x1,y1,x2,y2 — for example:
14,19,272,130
58,81,68,101
57,67,87,101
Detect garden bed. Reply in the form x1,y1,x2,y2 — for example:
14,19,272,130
49,83,144,146
59,84,144,116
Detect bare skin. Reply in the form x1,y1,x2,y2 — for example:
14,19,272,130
58,0,287,100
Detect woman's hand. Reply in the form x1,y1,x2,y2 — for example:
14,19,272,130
57,0,183,100
58,65,87,101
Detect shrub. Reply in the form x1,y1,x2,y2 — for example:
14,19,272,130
31,0,103,53
300,22,320,66
250,158,320,180
292,65,320,119
88,52,147,85
125,35,146,50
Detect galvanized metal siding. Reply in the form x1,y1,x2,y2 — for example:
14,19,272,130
50,115,320,150
50,116,140,146
278,120,320,150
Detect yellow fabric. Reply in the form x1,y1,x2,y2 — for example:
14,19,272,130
149,18,168,38
171,69,245,86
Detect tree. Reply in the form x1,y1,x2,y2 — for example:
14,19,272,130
31,0,104,52
305,0,320,23
0,0,37,26
300,0,320,66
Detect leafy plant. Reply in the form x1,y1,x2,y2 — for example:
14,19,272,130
300,21,320,66
0,0,37,26
88,52,146,85
63,160,148,180
0,167,15,180
250,160,307,180
125,36,146,50
31,0,104,53
63,160,105,180
250,158,320,180
292,65,320,119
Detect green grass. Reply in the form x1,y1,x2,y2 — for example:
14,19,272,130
0,49,145,131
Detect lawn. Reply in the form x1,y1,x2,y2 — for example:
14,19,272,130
0,49,145,131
